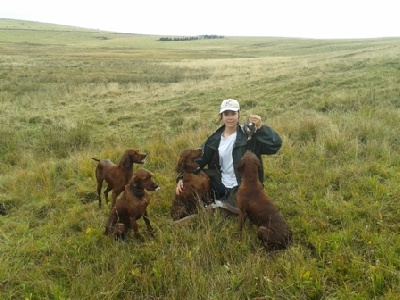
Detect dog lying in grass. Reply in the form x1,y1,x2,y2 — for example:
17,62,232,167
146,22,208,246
236,151,292,251
105,168,159,241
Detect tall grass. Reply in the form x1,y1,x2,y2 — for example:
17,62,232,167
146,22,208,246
0,19,399,299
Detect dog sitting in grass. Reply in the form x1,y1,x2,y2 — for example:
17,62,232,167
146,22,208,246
236,151,292,251
105,168,159,241
170,148,211,221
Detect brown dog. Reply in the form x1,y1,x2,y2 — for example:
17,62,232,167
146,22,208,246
105,168,159,240
236,151,292,251
170,148,211,221
92,149,147,208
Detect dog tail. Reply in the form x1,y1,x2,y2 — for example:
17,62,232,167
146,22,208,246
92,157,100,162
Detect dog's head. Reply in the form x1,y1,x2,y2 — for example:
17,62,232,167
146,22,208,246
175,148,203,173
131,168,160,192
123,149,147,167
236,150,261,175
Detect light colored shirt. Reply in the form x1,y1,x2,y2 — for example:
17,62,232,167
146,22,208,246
218,132,238,188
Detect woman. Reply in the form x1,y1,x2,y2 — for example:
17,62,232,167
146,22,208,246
175,98,282,214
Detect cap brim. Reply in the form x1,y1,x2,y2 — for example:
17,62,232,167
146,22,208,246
219,108,240,114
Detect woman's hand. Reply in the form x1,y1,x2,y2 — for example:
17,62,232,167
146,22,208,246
249,114,263,129
175,180,183,195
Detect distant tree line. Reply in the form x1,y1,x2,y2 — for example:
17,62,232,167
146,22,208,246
158,35,224,41
159,37,199,41
201,35,224,39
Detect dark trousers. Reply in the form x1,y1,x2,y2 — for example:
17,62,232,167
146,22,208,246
203,168,239,208
208,177,238,208
220,186,238,208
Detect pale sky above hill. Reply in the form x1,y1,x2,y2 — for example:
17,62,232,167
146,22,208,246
1,0,399,39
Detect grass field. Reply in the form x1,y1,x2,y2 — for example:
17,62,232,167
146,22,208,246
1,19,399,299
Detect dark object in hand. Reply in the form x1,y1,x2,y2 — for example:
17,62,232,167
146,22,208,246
244,119,257,140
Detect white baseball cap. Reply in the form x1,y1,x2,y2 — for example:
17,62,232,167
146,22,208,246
219,99,240,114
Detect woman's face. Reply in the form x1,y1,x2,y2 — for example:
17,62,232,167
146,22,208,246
222,110,240,129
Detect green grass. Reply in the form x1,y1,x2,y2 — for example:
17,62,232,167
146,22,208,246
0,19,399,299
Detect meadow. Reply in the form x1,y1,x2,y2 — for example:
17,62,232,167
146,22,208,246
0,19,399,299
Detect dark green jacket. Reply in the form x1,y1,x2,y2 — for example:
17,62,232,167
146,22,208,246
196,124,282,185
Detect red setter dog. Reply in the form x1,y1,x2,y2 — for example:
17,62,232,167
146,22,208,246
105,168,159,240
236,151,292,251
170,148,211,221
92,149,147,208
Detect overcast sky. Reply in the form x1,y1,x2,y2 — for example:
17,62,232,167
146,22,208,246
1,0,399,39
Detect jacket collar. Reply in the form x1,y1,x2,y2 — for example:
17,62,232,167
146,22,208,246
207,124,248,147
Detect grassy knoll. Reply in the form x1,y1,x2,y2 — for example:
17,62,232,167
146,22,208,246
0,19,399,299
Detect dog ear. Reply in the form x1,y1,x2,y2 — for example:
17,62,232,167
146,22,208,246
131,174,141,190
128,175,135,187
175,150,189,173
249,151,262,172
236,159,244,173
123,155,131,168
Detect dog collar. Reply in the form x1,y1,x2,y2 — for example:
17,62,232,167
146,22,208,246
133,188,145,197
192,167,201,175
